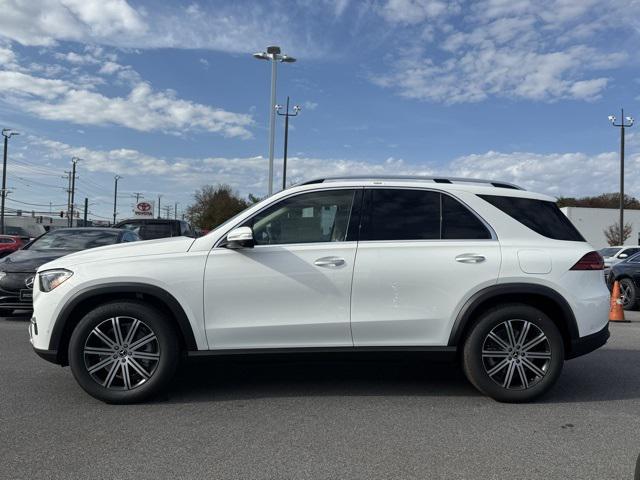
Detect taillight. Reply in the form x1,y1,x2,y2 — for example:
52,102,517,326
570,251,604,270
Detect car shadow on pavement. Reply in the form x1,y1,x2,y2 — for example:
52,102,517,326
159,347,640,405
161,353,480,404
546,348,640,404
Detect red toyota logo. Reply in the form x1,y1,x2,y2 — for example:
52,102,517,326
137,202,151,212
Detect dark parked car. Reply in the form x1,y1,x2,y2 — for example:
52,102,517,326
0,228,139,314
114,218,195,240
607,252,640,310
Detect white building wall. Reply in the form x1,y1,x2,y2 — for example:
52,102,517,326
561,207,640,249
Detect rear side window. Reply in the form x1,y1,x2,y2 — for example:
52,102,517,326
479,195,584,241
360,189,491,241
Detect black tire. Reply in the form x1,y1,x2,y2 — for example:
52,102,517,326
462,304,564,403
619,278,638,311
68,300,179,404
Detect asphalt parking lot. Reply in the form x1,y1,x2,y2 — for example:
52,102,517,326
2,314,640,480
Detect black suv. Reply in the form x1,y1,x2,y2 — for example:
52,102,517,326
114,219,195,240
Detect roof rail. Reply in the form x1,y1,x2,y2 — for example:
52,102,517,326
296,175,523,190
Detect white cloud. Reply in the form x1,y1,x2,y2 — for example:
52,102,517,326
380,0,452,24
0,50,253,138
0,0,146,47
26,135,638,199
303,101,318,110
0,0,318,57
373,0,634,103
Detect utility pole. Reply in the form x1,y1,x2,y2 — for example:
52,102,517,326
608,110,635,245
69,157,80,227
64,171,72,223
163,205,171,219
83,197,88,226
132,192,143,203
253,46,296,196
174,202,178,220
157,194,162,218
1,129,19,234
276,97,301,190
113,175,121,225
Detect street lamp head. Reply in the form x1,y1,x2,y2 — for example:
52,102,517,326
274,104,282,112
626,116,634,126
608,115,616,124
280,55,296,63
2,128,18,138
253,52,269,60
266,46,281,55
293,105,301,113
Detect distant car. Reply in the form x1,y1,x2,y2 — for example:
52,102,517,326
600,246,640,272
114,219,195,240
0,235,24,258
607,252,640,310
0,228,139,315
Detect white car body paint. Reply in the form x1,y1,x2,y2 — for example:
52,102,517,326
31,179,609,358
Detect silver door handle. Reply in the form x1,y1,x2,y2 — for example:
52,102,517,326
314,256,346,268
455,254,486,264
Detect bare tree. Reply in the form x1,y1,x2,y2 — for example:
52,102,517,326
604,222,633,246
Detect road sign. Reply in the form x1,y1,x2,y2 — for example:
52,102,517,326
134,200,154,217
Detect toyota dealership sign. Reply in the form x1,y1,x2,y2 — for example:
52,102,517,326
134,201,154,217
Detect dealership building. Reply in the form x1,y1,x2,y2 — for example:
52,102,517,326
561,207,640,249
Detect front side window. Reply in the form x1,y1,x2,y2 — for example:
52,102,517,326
360,189,491,241
248,190,356,245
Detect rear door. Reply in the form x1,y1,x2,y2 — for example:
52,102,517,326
350,188,501,346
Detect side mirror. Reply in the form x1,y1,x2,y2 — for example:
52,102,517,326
619,253,628,259
225,226,254,249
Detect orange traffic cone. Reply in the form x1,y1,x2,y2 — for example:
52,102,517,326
609,280,629,322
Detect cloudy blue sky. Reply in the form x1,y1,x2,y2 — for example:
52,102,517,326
0,0,639,220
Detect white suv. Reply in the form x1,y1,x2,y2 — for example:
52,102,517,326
29,176,610,404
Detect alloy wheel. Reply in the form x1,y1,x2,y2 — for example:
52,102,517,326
481,319,551,390
620,281,633,308
83,316,160,390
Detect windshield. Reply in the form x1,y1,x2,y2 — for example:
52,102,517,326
27,229,120,251
599,247,622,258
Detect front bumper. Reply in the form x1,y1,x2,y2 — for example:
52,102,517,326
567,323,610,359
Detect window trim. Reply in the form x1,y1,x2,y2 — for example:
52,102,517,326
358,186,496,243
213,187,364,249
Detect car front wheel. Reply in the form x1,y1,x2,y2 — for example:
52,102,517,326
68,301,179,404
462,304,564,403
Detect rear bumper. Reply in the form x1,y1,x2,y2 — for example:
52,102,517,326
567,323,610,359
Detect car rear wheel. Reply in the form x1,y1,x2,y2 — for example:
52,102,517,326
462,304,564,403
68,301,179,404
619,278,638,311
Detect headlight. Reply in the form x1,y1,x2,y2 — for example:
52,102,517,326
39,269,73,292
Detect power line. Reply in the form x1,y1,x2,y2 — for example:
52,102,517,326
7,198,67,207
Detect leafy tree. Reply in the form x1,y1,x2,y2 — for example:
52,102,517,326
186,184,250,230
604,222,633,246
557,193,640,210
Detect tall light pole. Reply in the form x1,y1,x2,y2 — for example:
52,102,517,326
253,45,296,196
608,110,634,245
276,97,301,190
1,129,19,234
69,157,81,227
157,194,163,218
113,175,121,225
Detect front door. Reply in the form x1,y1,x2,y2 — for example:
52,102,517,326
204,189,361,350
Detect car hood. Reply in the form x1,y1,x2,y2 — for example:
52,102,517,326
0,248,75,273
40,236,196,269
